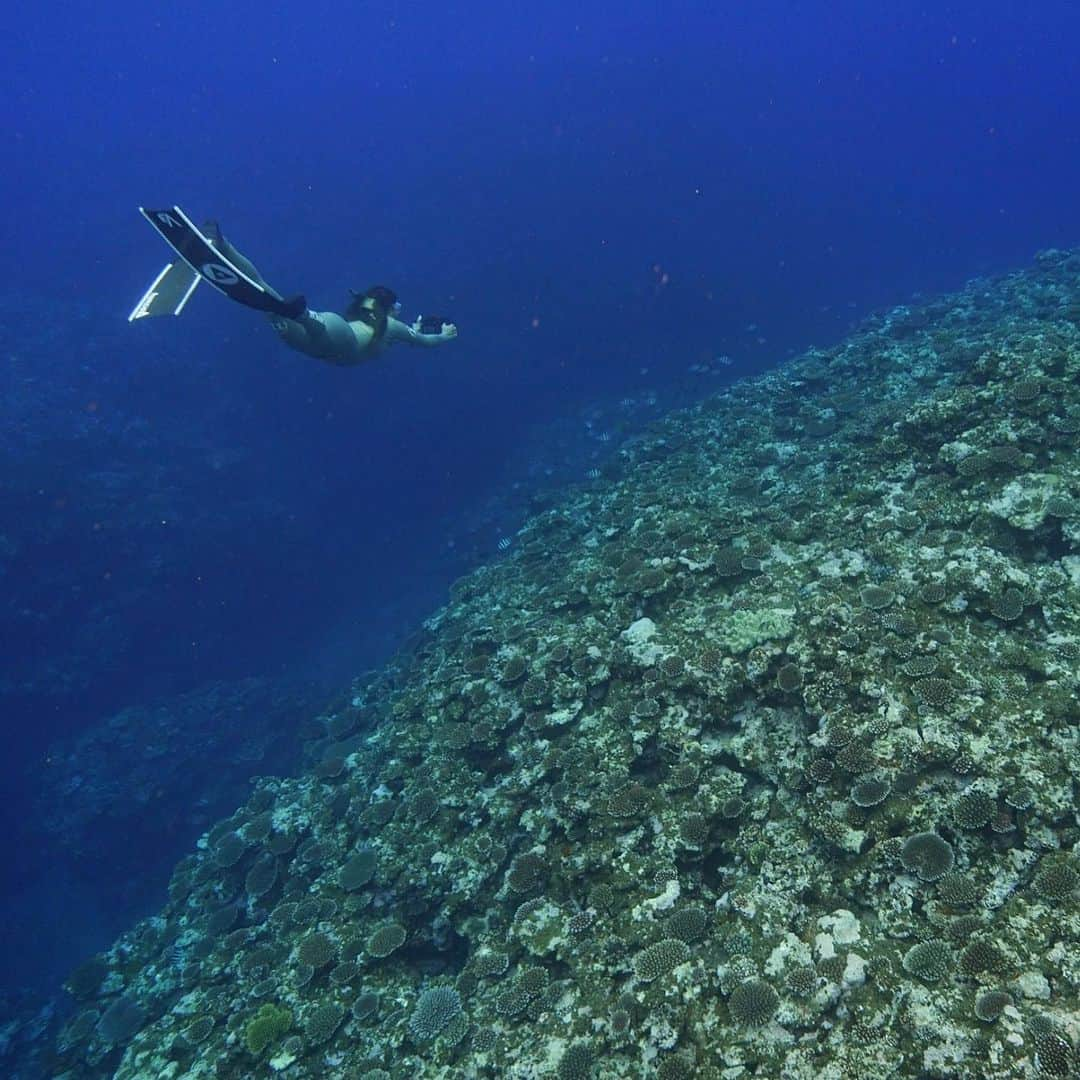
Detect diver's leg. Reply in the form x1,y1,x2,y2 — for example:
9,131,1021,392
268,310,364,365
203,221,285,301
314,312,365,361
268,313,314,353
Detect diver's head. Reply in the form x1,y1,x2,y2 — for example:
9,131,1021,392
366,285,398,310
345,285,399,321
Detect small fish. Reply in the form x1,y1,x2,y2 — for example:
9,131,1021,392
596,432,612,443
497,537,512,551
585,467,601,479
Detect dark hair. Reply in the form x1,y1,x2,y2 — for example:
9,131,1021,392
345,285,397,321
366,285,398,308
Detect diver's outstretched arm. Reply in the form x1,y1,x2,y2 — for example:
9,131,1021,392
384,316,458,348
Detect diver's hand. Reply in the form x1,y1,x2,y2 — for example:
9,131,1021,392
410,316,457,344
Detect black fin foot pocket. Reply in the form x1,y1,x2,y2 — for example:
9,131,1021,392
279,294,308,320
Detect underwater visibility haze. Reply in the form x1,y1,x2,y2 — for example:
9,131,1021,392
3,2,1080,1077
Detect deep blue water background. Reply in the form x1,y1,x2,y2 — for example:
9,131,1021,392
3,0,1080,1048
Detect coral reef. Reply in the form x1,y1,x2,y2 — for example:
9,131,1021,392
51,250,1080,1078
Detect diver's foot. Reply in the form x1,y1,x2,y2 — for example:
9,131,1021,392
201,219,224,247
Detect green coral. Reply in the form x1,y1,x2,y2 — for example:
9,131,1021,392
244,1003,293,1056
717,607,795,653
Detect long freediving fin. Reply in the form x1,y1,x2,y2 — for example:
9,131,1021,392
133,207,304,319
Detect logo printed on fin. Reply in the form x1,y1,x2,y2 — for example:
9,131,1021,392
201,263,239,285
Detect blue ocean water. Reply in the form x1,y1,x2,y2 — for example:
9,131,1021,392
3,0,1080,1069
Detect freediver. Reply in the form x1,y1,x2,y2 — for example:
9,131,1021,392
129,207,458,366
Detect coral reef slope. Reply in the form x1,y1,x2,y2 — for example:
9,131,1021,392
53,251,1080,1079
